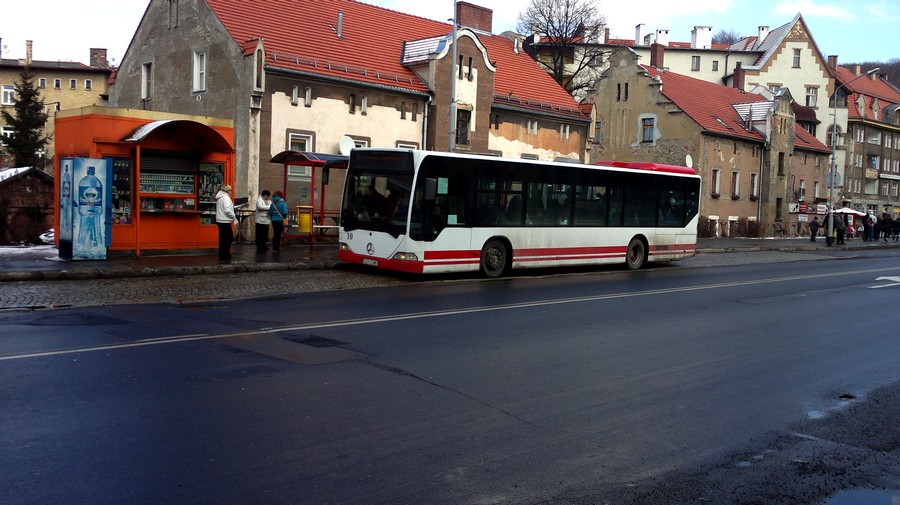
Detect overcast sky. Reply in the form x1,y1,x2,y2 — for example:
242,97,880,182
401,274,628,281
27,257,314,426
1,0,895,67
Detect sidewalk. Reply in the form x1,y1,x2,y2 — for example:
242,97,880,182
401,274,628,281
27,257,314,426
1,236,897,282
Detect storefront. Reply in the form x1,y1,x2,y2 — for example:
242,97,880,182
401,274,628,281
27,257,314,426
55,107,234,255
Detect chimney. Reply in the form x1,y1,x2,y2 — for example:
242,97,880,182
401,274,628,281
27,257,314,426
457,2,493,33
757,26,769,46
90,48,108,68
26,40,33,65
635,23,644,45
604,27,610,43
655,29,670,47
827,55,838,70
854,64,861,76
734,61,745,90
650,42,665,68
337,10,344,38
691,26,712,49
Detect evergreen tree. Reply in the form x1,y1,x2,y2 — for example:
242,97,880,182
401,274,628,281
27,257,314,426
0,68,50,168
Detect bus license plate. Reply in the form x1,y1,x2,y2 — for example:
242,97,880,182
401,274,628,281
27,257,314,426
362,258,378,266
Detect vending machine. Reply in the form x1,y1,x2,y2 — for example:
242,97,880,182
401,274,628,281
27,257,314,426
59,158,113,260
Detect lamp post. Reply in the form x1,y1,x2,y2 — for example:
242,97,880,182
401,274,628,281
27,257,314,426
448,0,458,152
826,66,879,246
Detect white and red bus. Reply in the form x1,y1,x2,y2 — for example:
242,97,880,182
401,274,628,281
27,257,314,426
338,149,700,277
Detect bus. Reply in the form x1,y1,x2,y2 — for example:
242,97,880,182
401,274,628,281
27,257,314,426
338,149,700,277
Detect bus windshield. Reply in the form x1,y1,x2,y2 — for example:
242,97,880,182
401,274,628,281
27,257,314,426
341,151,415,238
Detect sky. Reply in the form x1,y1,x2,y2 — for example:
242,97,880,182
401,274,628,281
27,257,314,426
0,0,896,67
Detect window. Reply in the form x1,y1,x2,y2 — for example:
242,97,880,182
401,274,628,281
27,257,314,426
594,118,602,143
467,57,473,81
691,56,700,71
792,49,801,68
828,124,842,148
711,169,721,197
624,83,628,101
361,96,368,115
616,83,621,101
305,87,312,107
141,62,153,100
38,78,46,89
1,85,15,105
712,60,719,71
805,87,817,107
400,102,407,120
69,79,77,90
54,79,61,89
192,51,207,92
458,55,464,80
778,152,785,175
85,79,92,91
349,94,356,113
456,109,471,145
287,132,313,151
731,172,740,199
857,127,864,143
798,179,807,199
816,180,821,199
168,0,179,28
641,117,655,143
750,173,759,199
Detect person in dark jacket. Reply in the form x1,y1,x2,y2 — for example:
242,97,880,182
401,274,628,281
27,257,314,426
835,214,847,245
268,191,289,252
809,216,821,242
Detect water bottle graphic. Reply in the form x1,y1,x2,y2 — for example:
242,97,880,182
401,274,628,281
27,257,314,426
77,166,103,247
61,162,72,233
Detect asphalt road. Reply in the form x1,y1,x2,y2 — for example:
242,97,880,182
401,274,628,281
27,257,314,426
0,249,898,504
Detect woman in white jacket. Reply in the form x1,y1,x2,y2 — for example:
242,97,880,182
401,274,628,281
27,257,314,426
255,190,272,253
215,184,236,261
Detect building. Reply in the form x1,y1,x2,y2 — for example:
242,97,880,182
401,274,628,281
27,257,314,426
592,48,830,237
0,40,111,170
0,166,53,244
108,0,589,224
825,62,900,215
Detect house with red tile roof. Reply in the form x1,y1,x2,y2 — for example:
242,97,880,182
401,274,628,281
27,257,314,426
592,48,831,237
108,0,589,218
824,58,900,215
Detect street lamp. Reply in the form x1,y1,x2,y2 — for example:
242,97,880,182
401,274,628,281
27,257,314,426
826,66,879,246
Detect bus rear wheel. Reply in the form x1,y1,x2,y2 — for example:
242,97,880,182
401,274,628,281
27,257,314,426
481,239,509,278
626,237,647,270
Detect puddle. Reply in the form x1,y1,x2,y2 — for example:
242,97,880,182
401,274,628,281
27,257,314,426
821,489,900,505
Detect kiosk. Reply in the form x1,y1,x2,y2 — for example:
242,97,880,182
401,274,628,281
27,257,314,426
55,107,235,256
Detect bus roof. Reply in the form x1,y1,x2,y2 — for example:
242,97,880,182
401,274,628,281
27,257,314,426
596,161,697,176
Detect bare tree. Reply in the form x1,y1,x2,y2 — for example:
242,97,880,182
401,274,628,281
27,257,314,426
518,0,607,99
712,28,741,46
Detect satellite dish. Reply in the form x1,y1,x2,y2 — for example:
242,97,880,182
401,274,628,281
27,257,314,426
339,135,355,156
685,154,693,168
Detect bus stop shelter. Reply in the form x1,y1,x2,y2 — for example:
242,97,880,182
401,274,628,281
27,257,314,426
269,151,348,245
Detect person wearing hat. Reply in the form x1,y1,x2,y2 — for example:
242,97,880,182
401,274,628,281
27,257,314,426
267,191,289,252
215,184,236,261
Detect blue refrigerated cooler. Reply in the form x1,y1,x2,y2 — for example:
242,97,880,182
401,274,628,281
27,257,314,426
59,158,112,260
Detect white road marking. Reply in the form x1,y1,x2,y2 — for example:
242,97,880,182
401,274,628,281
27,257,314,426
3,265,899,361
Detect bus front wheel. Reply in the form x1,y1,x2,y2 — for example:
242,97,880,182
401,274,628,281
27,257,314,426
626,237,647,270
481,239,509,278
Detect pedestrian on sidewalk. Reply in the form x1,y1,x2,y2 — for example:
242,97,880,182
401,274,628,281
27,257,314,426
835,214,847,245
809,216,821,242
268,191,289,253
255,189,272,253
215,184,236,261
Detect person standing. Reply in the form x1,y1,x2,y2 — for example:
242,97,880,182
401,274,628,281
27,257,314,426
835,214,847,245
809,216,821,242
215,184,236,261
255,189,272,253
268,191,289,253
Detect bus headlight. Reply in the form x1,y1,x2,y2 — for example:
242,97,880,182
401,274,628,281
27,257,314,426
391,252,419,261
340,242,350,251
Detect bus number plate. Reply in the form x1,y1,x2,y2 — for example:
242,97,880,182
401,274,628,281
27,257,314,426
363,258,378,266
